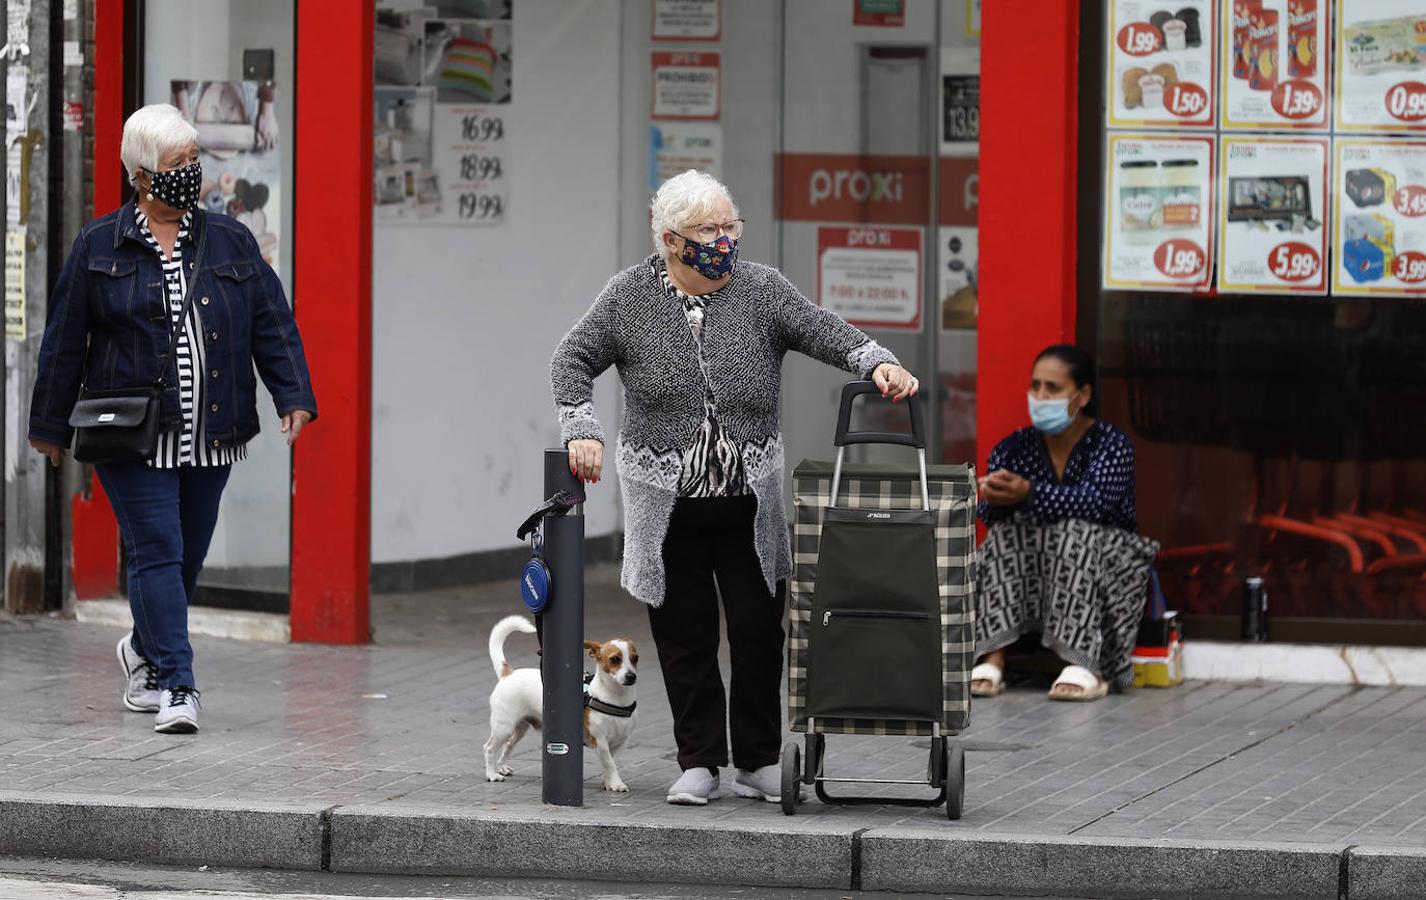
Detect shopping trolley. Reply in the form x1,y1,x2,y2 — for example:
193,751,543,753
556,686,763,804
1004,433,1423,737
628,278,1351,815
782,381,976,820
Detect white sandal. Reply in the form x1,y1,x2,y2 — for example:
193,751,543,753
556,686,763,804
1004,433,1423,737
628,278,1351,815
970,662,1005,698
1049,665,1108,702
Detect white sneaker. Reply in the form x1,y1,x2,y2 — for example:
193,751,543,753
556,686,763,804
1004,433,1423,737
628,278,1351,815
732,764,782,802
154,686,201,734
666,767,720,805
116,633,160,713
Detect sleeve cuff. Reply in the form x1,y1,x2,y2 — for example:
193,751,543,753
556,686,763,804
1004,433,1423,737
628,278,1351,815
845,340,899,379
557,401,605,445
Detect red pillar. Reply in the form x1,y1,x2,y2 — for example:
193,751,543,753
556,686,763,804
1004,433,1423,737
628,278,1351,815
72,0,128,600
976,0,1081,473
289,0,373,643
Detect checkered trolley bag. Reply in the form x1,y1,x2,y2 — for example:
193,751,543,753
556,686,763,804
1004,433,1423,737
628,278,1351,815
779,381,976,820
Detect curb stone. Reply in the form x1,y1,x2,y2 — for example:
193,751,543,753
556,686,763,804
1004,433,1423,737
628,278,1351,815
328,804,857,888
0,791,326,870
1347,845,1426,900
858,829,1344,899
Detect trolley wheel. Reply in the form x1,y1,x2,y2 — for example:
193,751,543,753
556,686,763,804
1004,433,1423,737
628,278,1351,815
928,735,948,787
781,742,801,816
945,742,965,820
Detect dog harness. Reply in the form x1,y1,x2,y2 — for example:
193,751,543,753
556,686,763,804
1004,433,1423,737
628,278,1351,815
583,671,636,718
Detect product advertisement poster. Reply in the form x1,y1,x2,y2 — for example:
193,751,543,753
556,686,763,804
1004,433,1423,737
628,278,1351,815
1220,0,1329,130
1216,136,1329,293
650,122,722,191
651,51,720,121
941,46,980,157
1332,138,1426,296
1104,133,1216,291
374,2,512,225
816,226,922,331
1335,1,1426,133
1108,0,1217,129
652,0,720,41
173,80,282,266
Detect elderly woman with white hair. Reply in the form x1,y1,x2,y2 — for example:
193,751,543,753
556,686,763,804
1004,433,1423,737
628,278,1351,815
28,104,317,735
551,170,919,806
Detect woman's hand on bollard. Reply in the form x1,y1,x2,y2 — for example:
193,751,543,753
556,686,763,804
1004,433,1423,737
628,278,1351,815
569,439,604,484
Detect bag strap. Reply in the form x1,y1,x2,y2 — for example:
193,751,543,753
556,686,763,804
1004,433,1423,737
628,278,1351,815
152,209,209,389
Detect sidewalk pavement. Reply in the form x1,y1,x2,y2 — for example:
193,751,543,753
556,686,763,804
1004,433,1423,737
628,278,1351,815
2,564,1425,898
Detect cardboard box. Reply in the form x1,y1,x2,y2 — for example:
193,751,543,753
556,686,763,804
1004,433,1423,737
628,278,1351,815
1133,640,1185,688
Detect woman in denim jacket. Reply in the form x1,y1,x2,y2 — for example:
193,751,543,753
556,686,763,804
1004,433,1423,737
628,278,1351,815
28,104,317,735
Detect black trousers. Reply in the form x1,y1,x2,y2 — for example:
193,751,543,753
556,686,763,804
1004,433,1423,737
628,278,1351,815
649,494,785,772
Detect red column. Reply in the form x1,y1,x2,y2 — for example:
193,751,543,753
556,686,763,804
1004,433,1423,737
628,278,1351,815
71,0,128,600
289,0,373,643
976,0,1081,473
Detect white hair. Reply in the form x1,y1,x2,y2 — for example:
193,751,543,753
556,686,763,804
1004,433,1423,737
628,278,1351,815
120,104,199,185
649,169,739,260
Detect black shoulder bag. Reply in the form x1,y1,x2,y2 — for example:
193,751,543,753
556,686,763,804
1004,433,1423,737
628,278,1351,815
68,211,209,464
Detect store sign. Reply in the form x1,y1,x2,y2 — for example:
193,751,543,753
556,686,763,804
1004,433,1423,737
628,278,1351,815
1335,1,1426,133
817,225,922,330
1217,137,1329,294
652,0,720,41
651,51,720,121
854,0,905,27
650,122,721,191
778,154,976,227
1331,138,1426,296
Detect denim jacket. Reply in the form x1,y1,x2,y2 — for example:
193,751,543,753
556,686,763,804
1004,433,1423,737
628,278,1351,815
29,202,317,449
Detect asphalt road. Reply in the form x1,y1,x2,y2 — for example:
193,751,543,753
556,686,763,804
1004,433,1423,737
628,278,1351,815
0,856,1110,900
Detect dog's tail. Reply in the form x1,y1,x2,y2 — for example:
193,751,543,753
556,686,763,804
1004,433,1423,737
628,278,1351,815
488,614,536,680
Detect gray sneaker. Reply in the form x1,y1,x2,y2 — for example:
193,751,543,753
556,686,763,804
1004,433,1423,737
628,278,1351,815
154,686,200,734
666,767,720,805
732,764,782,802
116,633,160,713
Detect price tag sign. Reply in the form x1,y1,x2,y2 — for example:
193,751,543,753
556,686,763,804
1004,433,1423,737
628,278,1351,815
1336,1,1426,133
1217,136,1329,294
1104,134,1216,291
1107,0,1215,129
433,105,510,226
816,226,922,330
1332,138,1426,297
1220,0,1329,130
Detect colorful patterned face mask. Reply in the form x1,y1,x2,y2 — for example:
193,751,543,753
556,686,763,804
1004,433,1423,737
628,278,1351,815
144,161,203,211
676,233,738,280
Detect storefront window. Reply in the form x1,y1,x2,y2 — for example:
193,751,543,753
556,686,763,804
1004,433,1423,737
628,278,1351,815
143,0,296,611
1090,1,1426,642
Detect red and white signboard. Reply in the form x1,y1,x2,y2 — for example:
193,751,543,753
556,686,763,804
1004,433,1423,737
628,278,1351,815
817,226,922,330
651,51,720,121
1217,136,1330,294
1332,138,1426,297
1103,133,1217,291
652,0,721,41
1335,1,1426,133
1220,0,1330,131
853,0,905,27
1107,0,1216,129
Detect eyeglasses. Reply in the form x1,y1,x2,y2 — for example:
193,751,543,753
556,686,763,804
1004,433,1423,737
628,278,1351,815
682,219,745,243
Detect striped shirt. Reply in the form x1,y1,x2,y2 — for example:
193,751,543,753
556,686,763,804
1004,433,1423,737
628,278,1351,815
137,210,247,469
655,259,749,499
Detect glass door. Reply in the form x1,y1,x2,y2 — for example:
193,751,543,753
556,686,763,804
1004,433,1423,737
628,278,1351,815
142,0,296,611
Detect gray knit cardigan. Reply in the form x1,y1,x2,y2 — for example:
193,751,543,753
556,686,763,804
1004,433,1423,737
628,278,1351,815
550,255,898,605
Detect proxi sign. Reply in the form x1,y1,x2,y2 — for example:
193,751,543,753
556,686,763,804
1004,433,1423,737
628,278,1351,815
779,153,977,226
816,225,922,331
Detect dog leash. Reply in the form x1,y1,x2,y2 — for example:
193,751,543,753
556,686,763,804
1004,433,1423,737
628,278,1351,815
515,488,585,656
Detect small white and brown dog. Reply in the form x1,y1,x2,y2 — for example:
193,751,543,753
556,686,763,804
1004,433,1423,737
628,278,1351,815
483,614,639,792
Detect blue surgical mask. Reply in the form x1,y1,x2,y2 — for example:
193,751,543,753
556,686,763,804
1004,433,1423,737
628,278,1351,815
1028,391,1080,435
676,234,738,280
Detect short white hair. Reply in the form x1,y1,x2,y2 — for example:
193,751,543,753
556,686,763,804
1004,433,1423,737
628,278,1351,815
121,104,199,185
650,169,738,260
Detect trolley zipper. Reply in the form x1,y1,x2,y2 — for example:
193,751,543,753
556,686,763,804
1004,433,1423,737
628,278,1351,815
822,609,929,626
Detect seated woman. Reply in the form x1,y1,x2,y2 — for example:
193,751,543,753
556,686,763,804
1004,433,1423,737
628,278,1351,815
971,345,1158,702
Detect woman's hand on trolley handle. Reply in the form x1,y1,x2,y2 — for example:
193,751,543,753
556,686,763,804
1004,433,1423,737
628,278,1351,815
569,438,604,484
872,363,920,402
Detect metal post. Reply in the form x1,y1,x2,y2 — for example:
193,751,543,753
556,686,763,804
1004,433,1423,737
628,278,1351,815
540,447,584,806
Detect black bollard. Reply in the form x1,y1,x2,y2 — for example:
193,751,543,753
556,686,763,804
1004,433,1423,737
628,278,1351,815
541,448,585,806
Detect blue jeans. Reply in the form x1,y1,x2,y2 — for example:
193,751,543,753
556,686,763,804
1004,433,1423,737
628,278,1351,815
95,462,231,690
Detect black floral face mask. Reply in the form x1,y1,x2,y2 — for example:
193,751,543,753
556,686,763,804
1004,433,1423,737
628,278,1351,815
144,161,202,211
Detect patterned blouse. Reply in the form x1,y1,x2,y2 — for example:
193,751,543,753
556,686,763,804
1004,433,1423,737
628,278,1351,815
137,210,247,469
654,259,749,498
978,421,1137,531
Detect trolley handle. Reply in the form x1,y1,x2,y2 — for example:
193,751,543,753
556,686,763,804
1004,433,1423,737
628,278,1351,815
834,380,926,450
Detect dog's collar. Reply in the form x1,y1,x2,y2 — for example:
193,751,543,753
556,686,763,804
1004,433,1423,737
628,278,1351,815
583,671,636,718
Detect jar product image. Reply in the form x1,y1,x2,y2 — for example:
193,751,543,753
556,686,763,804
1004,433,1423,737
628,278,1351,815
1139,73,1167,110
1160,159,1202,230
1120,160,1162,245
